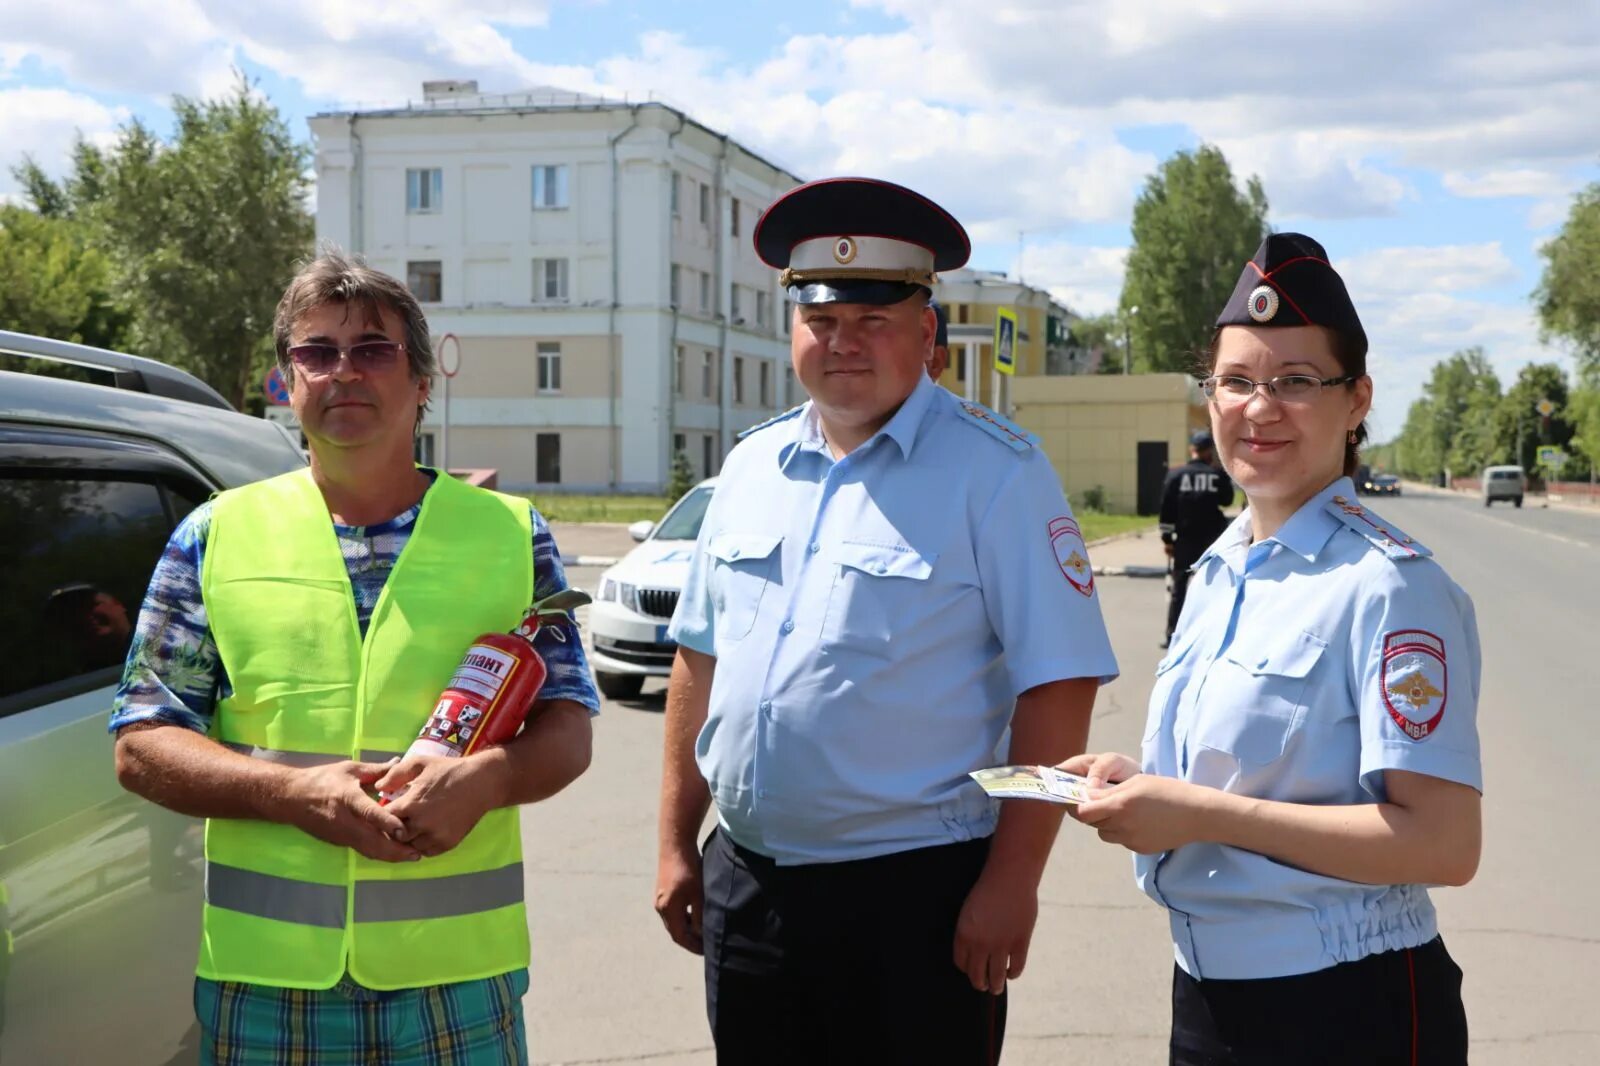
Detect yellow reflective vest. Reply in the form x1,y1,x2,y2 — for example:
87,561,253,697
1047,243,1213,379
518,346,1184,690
199,468,533,989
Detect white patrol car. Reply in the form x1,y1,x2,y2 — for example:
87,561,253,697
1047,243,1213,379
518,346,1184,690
588,478,716,699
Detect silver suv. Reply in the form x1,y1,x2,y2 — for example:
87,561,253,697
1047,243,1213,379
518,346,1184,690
0,331,305,1064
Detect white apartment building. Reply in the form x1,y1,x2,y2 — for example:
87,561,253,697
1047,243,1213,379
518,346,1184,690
309,83,803,491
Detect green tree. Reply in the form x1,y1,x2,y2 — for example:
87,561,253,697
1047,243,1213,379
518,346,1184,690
23,73,312,407
0,204,132,350
1060,313,1122,373
665,450,696,501
1566,386,1600,477
1535,182,1600,382
1119,145,1270,373
1391,348,1502,479
1495,363,1577,474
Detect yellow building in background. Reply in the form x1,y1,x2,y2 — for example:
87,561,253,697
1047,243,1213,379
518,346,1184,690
1011,373,1208,514
931,268,1088,412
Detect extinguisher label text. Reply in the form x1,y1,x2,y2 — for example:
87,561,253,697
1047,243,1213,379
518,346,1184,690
447,645,519,702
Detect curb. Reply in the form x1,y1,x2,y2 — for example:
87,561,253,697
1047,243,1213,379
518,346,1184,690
563,555,621,568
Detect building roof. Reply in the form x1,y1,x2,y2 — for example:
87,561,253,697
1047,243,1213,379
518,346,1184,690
311,85,803,186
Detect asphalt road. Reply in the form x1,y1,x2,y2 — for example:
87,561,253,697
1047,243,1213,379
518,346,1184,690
519,494,1599,1064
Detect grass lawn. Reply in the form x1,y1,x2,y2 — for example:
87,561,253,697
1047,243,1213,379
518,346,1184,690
529,492,1154,542
525,494,675,524
1077,512,1156,543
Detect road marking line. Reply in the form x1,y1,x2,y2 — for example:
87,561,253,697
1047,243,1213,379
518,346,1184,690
1471,510,1594,549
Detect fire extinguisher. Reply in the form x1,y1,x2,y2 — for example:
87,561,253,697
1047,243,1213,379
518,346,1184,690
380,588,591,802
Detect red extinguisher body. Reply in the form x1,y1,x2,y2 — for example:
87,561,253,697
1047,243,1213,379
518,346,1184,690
409,630,548,760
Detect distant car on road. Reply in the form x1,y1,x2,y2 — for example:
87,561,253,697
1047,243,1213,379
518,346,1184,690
1482,464,1525,508
1369,474,1401,497
588,478,715,699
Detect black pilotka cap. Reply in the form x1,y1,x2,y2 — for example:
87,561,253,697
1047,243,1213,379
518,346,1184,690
754,177,971,305
1216,232,1368,355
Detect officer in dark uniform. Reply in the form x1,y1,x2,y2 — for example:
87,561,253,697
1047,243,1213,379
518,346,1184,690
1158,429,1234,646
928,298,951,380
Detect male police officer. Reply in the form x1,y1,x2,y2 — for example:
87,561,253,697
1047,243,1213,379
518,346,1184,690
1158,429,1234,646
653,177,1119,1064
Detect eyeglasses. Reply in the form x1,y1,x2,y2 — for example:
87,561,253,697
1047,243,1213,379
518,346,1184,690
286,340,405,376
1200,374,1356,404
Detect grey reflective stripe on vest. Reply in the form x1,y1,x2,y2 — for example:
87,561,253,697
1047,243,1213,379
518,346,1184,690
223,743,407,766
206,862,347,929
205,862,525,927
354,863,525,922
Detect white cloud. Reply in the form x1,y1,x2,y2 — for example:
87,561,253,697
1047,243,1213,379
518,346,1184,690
1336,243,1518,298
0,87,129,200
1443,168,1580,200
0,0,236,98
1014,242,1129,317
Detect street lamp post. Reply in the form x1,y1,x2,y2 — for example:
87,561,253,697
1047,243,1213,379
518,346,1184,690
1122,305,1140,374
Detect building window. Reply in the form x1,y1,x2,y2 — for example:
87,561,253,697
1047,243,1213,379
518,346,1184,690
782,298,793,335
699,182,710,226
756,290,768,327
731,199,741,237
673,432,687,459
406,168,442,213
536,433,561,484
734,356,745,405
699,271,711,313
957,303,969,324
407,260,442,303
537,341,561,393
702,434,715,477
532,165,569,209
731,285,743,323
701,350,714,399
670,172,681,217
670,264,681,306
785,366,797,403
760,360,772,407
532,257,569,302
414,432,435,466
675,345,686,397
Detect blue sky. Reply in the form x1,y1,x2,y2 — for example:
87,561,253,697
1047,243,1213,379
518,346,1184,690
2,0,1596,439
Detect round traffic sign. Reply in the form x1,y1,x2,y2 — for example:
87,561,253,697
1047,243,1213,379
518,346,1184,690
438,333,461,379
263,365,291,406
1536,398,1554,417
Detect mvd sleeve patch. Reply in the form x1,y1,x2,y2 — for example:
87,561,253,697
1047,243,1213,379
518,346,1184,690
1048,516,1094,597
1381,629,1447,740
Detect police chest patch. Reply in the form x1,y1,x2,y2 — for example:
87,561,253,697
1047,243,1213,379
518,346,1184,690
1381,629,1447,741
1048,516,1094,597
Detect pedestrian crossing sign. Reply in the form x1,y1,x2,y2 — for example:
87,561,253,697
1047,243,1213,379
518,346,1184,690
994,308,1018,376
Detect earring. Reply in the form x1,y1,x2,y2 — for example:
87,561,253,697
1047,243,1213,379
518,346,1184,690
1347,430,1358,444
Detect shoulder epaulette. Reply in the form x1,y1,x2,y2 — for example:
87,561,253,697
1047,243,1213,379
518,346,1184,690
953,399,1037,453
1325,495,1432,561
737,404,805,440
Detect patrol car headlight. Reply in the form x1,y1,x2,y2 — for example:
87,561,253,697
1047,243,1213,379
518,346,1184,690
617,582,638,609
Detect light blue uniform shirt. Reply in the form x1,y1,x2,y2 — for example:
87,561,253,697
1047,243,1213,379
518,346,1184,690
1136,476,1483,980
669,373,1119,865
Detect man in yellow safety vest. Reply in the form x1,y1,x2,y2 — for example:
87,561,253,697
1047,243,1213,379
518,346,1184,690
112,250,598,1065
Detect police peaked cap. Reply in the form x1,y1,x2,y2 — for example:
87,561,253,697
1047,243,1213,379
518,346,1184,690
754,177,971,305
1217,232,1367,355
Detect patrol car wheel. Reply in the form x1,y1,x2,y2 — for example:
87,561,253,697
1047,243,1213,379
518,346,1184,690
597,671,645,700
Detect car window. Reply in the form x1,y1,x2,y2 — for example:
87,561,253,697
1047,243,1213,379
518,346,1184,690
0,475,173,711
653,486,714,541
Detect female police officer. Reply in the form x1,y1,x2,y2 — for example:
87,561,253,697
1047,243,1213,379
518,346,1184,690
1064,233,1481,1064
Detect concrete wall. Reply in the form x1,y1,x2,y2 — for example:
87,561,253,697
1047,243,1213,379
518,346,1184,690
1011,374,1208,513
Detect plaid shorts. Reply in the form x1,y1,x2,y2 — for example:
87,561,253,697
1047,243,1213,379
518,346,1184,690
194,971,529,1066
